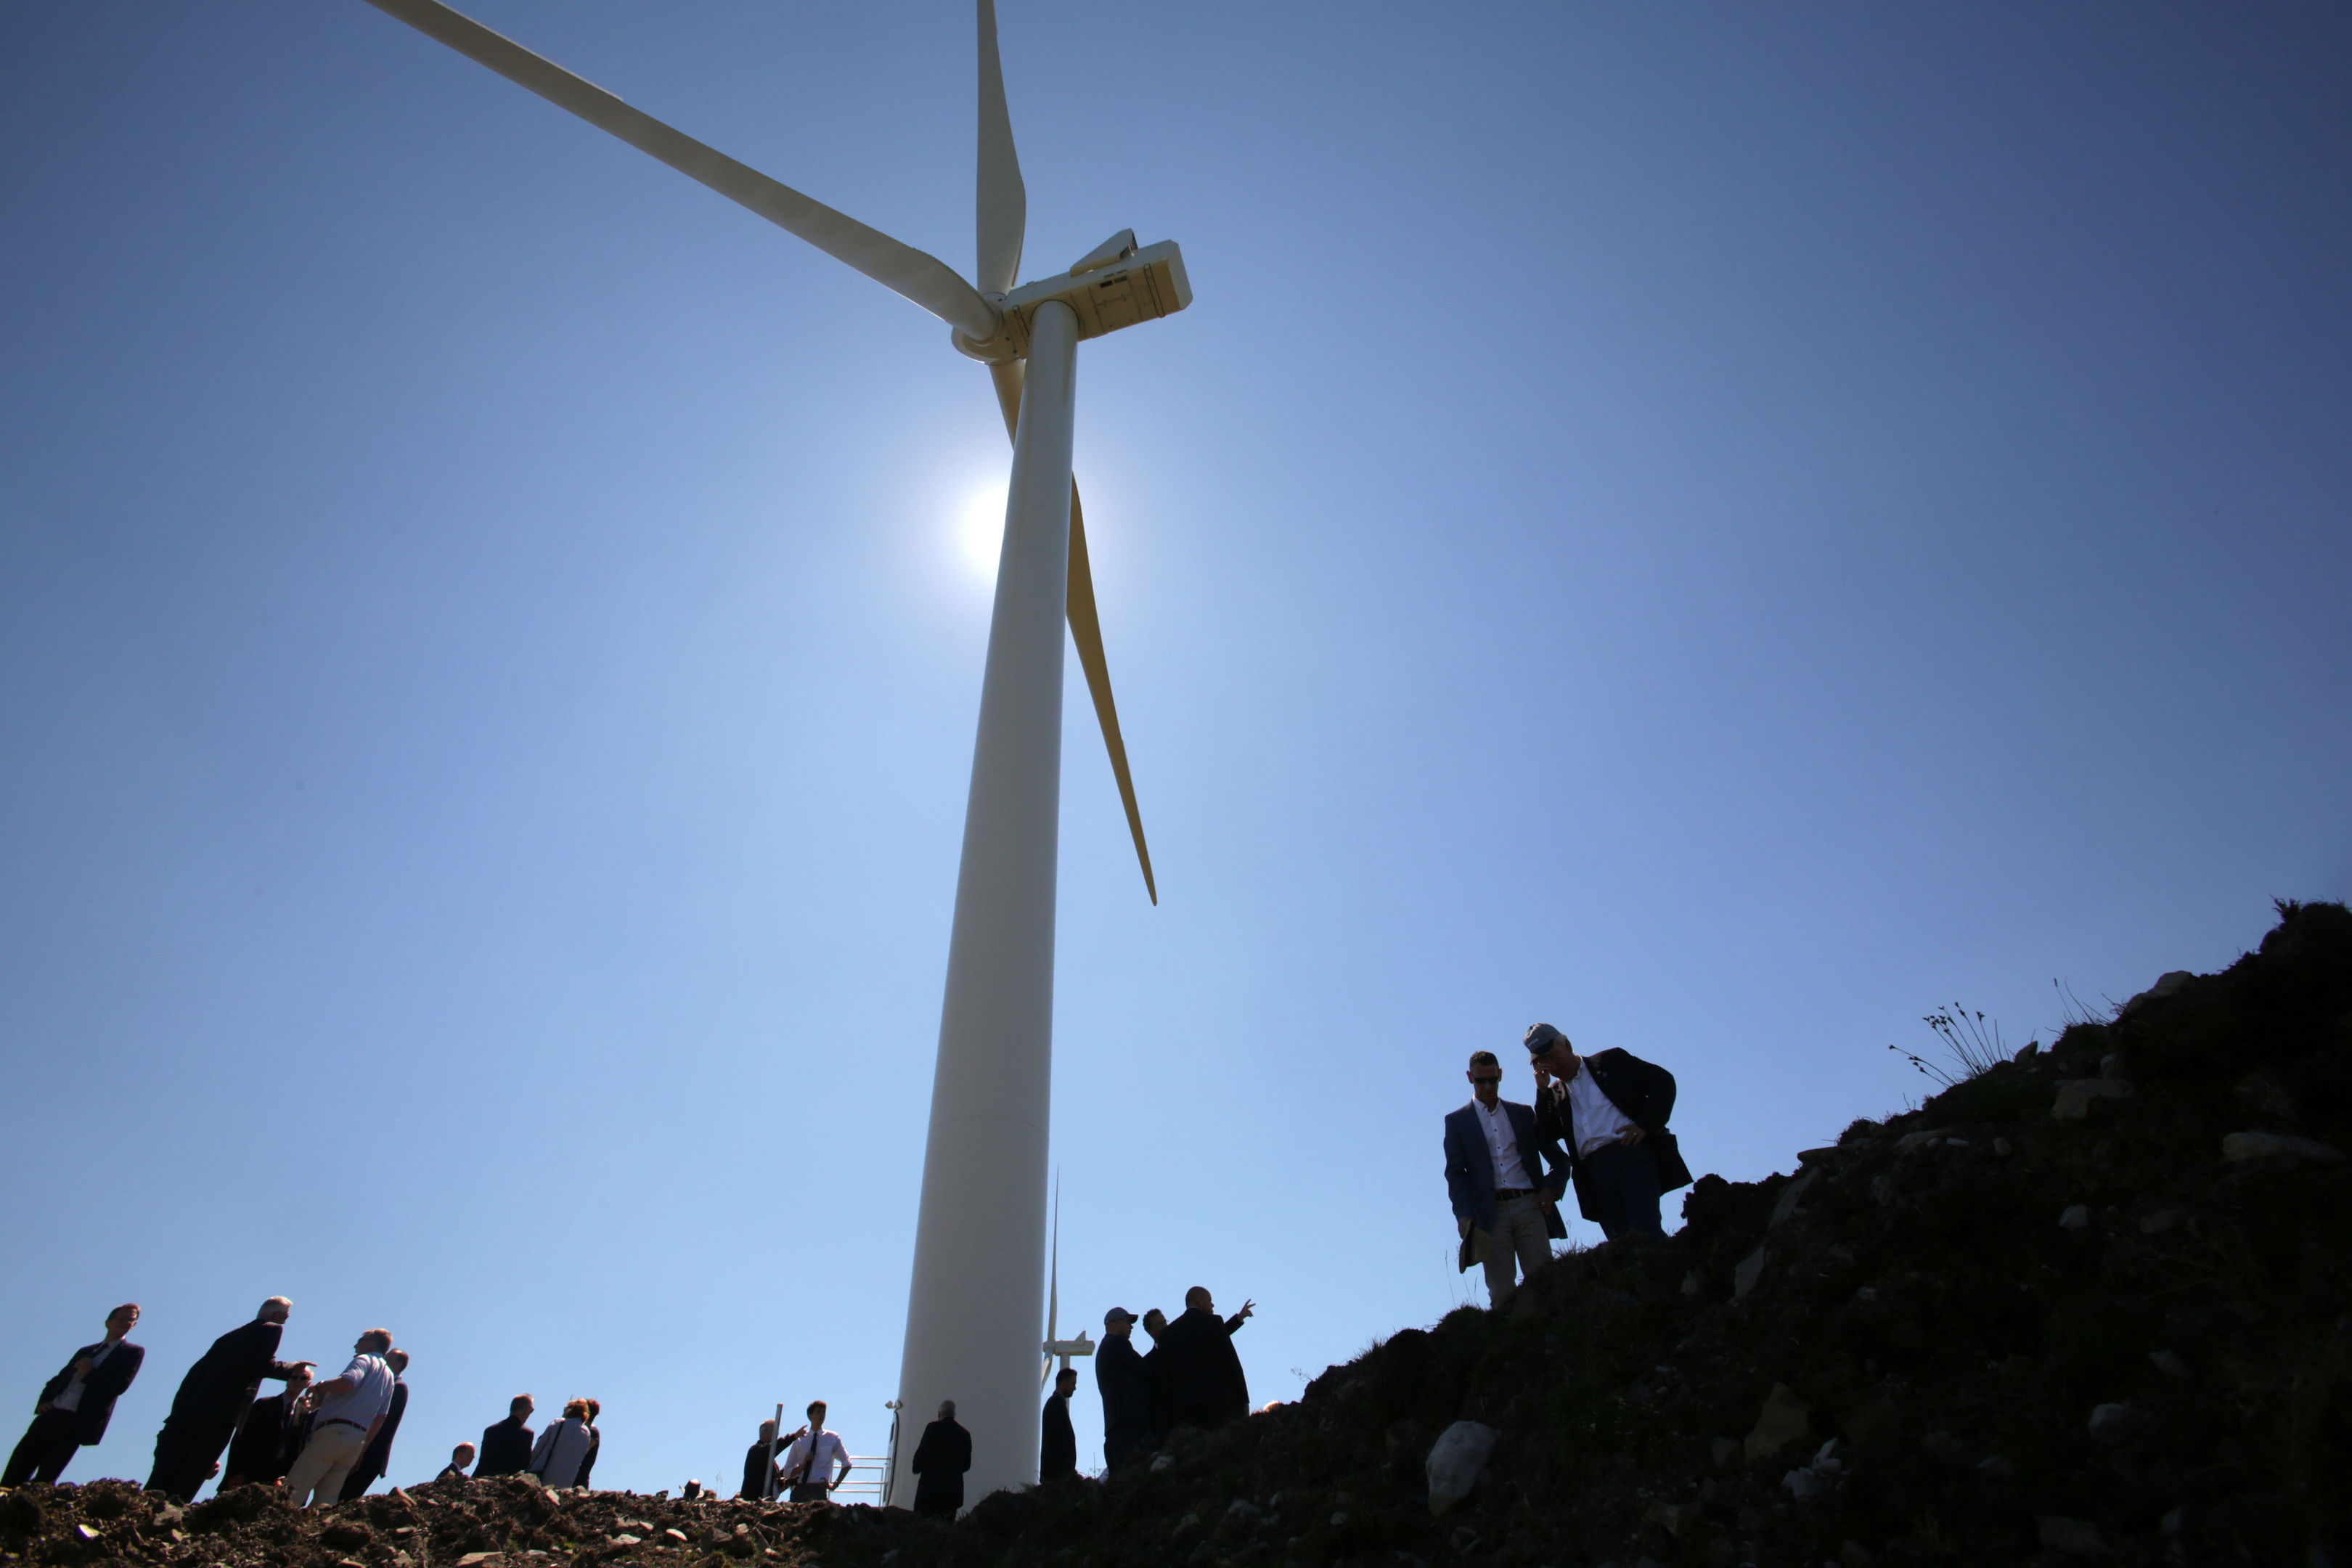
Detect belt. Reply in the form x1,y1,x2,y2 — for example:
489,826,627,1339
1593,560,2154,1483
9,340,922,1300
1495,1187,1535,1199
319,1418,368,1432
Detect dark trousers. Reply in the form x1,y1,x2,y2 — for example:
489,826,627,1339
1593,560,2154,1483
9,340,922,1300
338,1465,384,1501
4,1408,82,1486
147,1419,234,1500
1583,1139,1665,1240
1103,1424,1151,1472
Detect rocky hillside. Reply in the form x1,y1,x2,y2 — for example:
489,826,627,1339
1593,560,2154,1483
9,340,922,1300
6,899,2346,1567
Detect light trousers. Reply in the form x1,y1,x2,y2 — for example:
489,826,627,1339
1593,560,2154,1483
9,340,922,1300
1481,1193,1553,1309
284,1421,369,1508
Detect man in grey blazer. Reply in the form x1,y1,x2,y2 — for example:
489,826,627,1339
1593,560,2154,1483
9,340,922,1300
1443,1052,1567,1310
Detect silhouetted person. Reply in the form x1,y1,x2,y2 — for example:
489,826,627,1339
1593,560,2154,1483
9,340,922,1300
475,1395,535,1477
780,1400,850,1501
336,1348,409,1499
1094,1307,1153,1471
909,1400,970,1519
1525,1023,1692,1240
1041,1367,1079,1481
1444,1050,1568,1311
741,1418,785,1500
4,1304,144,1487
1153,1287,1253,1432
221,1364,314,1488
1138,1307,1172,1442
283,1328,397,1507
148,1297,314,1500
576,1397,602,1488
435,1442,475,1485
529,1399,595,1487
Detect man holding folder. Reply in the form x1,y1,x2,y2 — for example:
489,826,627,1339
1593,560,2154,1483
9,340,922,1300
1443,1051,1567,1311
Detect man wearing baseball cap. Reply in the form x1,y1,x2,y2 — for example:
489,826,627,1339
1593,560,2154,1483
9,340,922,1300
1523,1024,1692,1240
1093,1307,1155,1471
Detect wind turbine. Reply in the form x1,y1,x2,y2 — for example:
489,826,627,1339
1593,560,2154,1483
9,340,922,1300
349,0,1186,1506
1042,1174,1096,1387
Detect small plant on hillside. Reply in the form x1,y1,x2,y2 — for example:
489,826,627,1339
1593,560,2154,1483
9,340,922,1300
2051,977,2112,1029
1887,1003,2026,1089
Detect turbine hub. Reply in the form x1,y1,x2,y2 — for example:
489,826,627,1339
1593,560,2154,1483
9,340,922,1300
952,240,1191,364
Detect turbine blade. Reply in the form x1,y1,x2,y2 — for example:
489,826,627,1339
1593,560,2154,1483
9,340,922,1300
986,361,1157,904
1066,489,1159,904
975,0,1026,295
359,0,999,341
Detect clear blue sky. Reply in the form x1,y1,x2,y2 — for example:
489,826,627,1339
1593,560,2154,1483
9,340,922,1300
4,0,2345,1499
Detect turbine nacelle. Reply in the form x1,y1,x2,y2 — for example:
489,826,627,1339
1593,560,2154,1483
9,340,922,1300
955,236,1193,363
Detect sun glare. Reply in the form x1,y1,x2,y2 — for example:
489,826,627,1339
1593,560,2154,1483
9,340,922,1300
958,479,1009,579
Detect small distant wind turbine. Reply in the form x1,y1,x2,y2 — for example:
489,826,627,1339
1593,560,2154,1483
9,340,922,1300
350,0,1187,1506
1042,1174,1095,1386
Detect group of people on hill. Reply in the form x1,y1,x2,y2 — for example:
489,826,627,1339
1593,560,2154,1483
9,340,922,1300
471,1392,605,1489
1083,1285,1254,1477
727,1280,1258,1523
1443,1023,1691,1311
7,1019,1689,1513
4,1298,608,1506
1,1299,412,1508
738,1400,854,1505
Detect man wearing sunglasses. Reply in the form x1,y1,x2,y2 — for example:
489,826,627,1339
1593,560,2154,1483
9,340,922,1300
1443,1052,1567,1311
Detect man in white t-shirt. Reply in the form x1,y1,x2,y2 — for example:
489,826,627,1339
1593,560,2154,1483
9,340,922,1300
282,1329,396,1507
779,1400,851,1502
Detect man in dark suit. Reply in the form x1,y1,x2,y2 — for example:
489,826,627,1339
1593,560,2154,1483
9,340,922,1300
1445,1051,1568,1310
1153,1288,1254,1432
221,1364,313,1488
474,1394,535,1477
1040,1367,1078,1482
1525,1022,1693,1240
335,1348,408,1499
1093,1307,1153,1471
907,1400,971,1519
147,1297,314,1500
740,1418,785,1500
4,1304,145,1486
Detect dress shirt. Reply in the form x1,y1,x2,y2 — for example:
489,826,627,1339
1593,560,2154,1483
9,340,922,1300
1566,1061,1638,1157
782,1429,849,1487
1473,1098,1534,1190
50,1342,121,1413
313,1354,395,1428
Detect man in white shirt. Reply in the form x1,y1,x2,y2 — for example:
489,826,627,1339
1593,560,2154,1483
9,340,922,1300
779,1400,852,1502
1443,1052,1568,1310
282,1329,397,1507
1525,1023,1694,1240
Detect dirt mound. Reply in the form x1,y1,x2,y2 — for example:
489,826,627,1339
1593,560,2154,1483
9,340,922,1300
859,898,2352,1567
0,1473,944,1567
7,900,2346,1567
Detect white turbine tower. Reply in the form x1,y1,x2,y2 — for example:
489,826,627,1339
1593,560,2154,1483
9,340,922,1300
349,0,1184,1505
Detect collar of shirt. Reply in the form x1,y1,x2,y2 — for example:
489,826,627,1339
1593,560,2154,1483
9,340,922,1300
1472,1097,1533,1188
